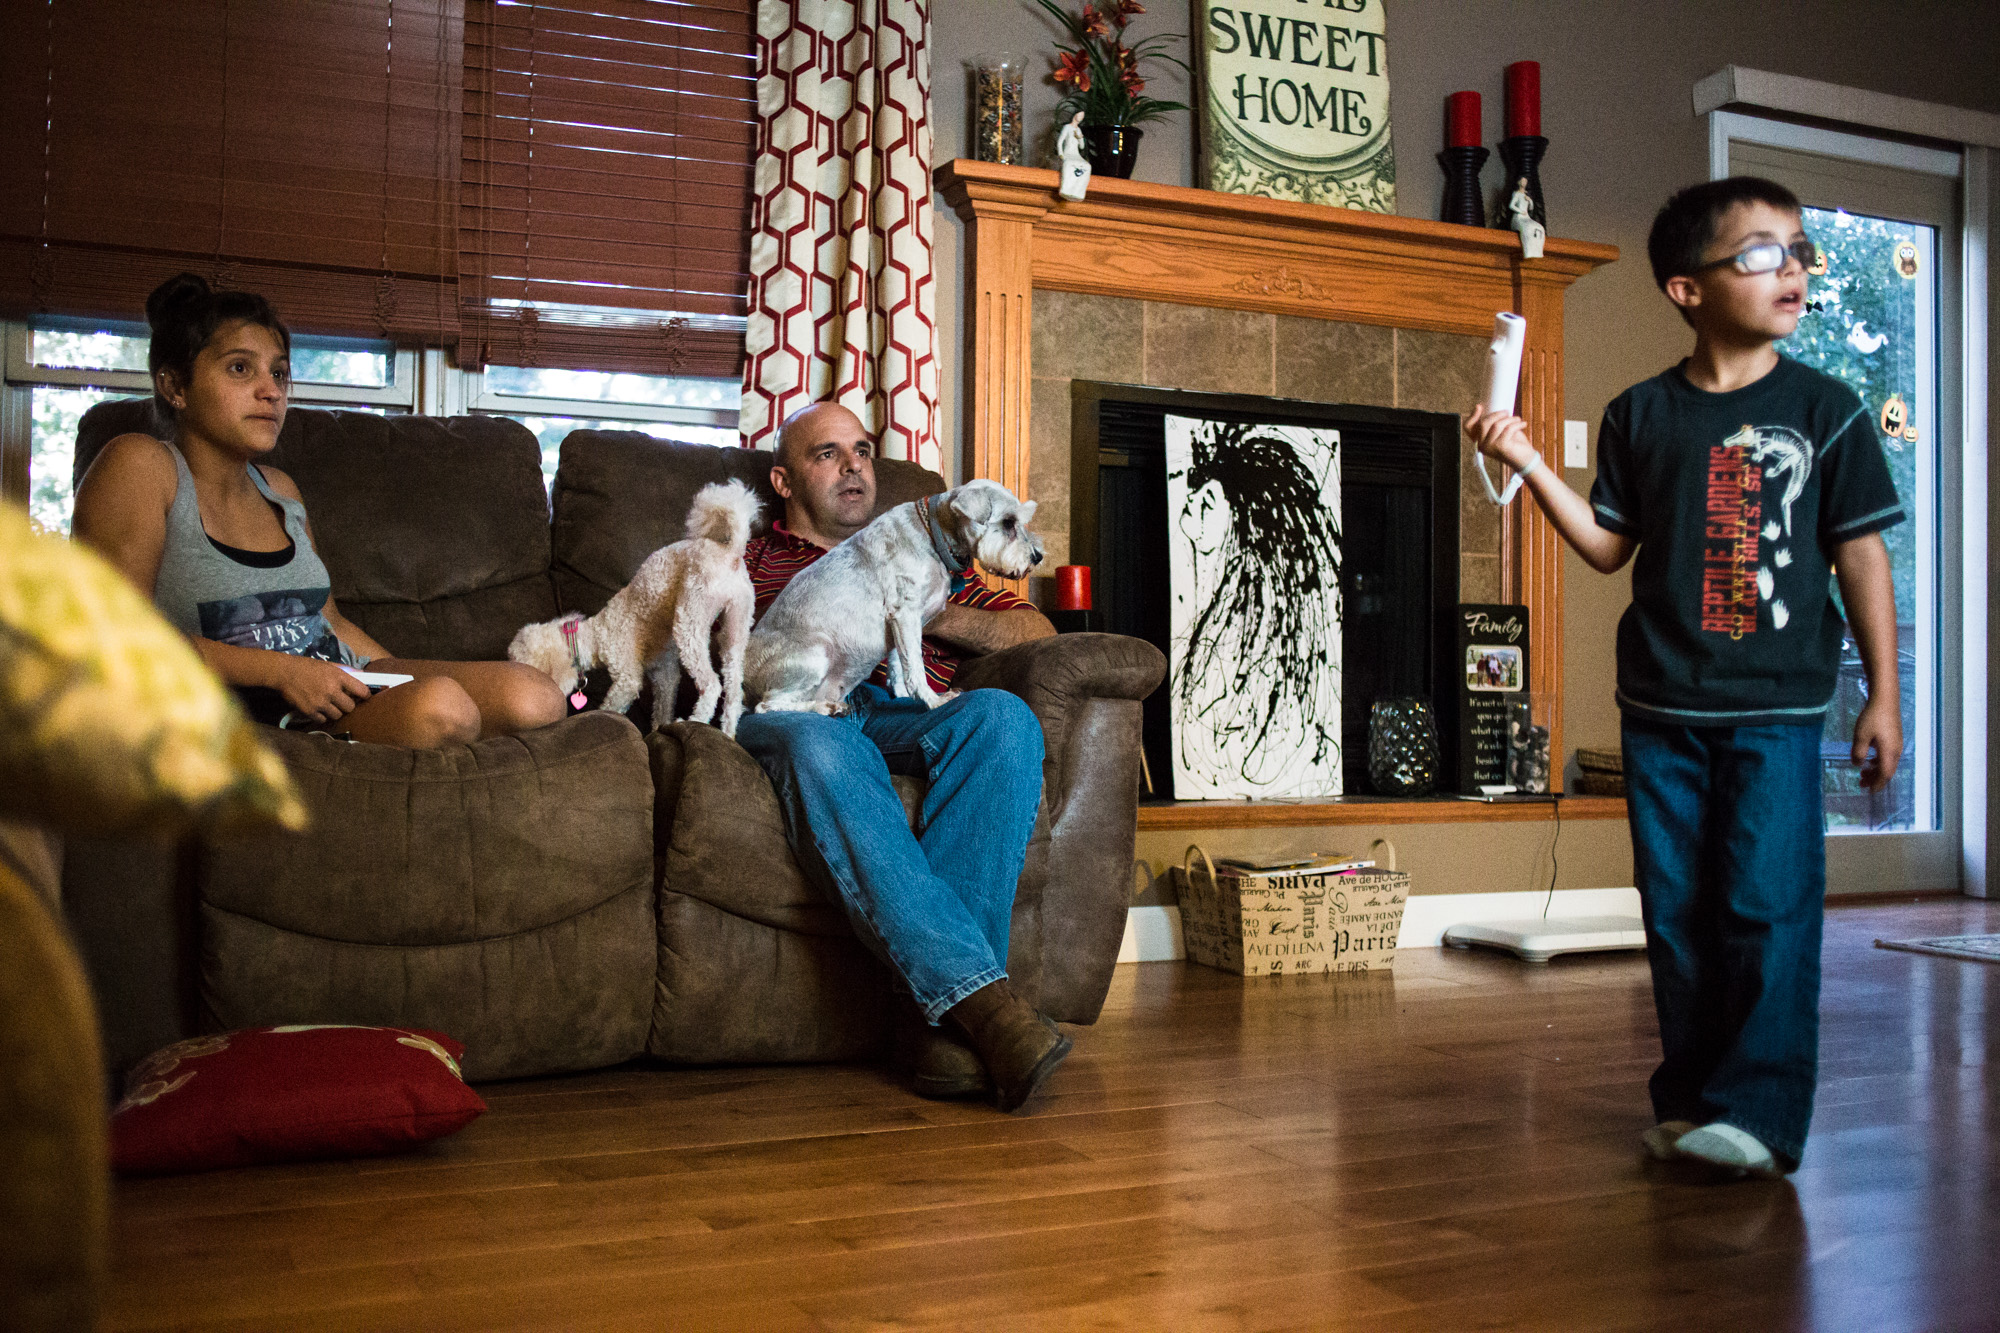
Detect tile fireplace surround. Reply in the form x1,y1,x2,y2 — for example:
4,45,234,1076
936,159,1617,804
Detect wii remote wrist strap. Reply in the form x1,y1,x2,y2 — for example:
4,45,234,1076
1478,449,1543,505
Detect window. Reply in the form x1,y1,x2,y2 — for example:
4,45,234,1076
0,1,461,345
1,1,761,531
2,318,414,534
458,0,757,377
1779,205,1935,834
1714,111,1975,893
466,359,740,487
3,313,750,530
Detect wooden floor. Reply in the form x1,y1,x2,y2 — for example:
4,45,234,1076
105,897,2000,1332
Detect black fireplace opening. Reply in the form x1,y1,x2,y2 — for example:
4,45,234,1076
1071,381,1462,798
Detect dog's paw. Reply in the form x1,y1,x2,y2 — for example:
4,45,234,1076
753,698,849,717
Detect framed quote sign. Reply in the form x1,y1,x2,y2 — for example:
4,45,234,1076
1195,0,1395,212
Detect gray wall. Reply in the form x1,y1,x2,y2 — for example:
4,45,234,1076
932,0,2000,786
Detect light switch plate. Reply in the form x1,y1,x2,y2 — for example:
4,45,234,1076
1563,419,1589,468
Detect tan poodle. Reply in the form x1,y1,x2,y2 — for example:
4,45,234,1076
509,480,760,737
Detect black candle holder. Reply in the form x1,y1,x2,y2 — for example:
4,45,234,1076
1492,134,1549,230
1436,146,1490,229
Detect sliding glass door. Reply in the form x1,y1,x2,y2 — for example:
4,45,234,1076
1719,117,1966,893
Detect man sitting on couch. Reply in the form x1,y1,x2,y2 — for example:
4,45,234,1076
737,402,1068,1112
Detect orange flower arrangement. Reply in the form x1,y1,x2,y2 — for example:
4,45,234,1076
1033,0,1187,127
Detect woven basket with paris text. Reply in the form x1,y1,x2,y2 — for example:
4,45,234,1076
1173,847,1409,976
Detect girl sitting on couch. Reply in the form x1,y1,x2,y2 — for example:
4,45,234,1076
73,273,566,747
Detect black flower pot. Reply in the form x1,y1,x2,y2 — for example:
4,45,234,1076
1081,123,1143,179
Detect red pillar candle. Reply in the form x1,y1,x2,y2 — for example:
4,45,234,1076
1054,565,1092,612
1445,91,1481,149
1504,61,1541,138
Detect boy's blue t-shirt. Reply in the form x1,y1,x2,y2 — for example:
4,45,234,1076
1589,355,1905,728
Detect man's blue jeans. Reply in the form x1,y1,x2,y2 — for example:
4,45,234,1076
735,684,1045,1023
1622,717,1826,1169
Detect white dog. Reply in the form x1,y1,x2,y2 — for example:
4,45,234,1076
509,479,760,736
745,479,1043,715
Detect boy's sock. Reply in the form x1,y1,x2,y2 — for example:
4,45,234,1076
1674,1122,1784,1178
1640,1119,1699,1162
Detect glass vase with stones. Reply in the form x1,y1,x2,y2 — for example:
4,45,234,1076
1505,693,1554,794
970,55,1026,165
1367,698,1442,797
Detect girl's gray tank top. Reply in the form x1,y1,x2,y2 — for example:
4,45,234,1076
152,443,361,669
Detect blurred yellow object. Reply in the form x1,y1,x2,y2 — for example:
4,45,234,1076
0,503,306,836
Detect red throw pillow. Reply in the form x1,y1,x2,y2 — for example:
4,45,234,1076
110,1025,487,1175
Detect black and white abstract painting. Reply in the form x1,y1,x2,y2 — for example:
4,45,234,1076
1165,416,1343,800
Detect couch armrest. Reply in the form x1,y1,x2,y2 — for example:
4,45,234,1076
956,633,1165,1024
953,631,1164,708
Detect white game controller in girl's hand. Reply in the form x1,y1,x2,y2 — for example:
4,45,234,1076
340,666,415,693
1477,311,1531,505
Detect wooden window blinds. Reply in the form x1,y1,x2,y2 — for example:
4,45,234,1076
459,0,756,378
0,0,462,343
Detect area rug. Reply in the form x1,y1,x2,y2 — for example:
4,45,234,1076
1873,934,2000,964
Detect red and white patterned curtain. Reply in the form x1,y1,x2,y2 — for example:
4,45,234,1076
739,0,938,471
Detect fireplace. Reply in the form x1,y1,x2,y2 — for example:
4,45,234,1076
934,158,1617,807
1070,382,1460,796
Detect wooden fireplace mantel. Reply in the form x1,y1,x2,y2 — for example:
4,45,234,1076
934,158,1617,781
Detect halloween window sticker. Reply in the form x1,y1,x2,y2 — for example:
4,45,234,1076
1893,239,1921,279
1879,393,1914,451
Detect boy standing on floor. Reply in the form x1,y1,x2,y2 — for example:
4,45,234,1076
1465,177,1906,1177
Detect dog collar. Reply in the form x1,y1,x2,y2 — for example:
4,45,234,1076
915,495,971,576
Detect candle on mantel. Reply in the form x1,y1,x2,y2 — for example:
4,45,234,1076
1444,91,1481,149
1054,565,1092,612
1505,61,1541,138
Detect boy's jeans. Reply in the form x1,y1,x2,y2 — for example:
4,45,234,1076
735,684,1045,1023
1621,717,1826,1170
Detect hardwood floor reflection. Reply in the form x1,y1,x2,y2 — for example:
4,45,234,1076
103,897,1999,1331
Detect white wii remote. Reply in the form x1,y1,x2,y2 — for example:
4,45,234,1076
340,667,415,692
1477,311,1530,505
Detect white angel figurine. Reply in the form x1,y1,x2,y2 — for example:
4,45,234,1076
1056,111,1091,202
1508,178,1546,259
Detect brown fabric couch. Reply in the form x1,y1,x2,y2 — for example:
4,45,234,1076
64,402,1164,1083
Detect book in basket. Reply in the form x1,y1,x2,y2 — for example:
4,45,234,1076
1177,853,1409,976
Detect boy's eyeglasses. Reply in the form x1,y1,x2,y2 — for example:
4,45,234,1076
1700,238,1820,276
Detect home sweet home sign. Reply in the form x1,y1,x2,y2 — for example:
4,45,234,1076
1196,0,1395,211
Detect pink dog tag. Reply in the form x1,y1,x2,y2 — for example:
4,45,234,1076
559,617,588,711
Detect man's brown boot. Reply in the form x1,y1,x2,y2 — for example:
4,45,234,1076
945,979,1072,1113
892,999,988,1100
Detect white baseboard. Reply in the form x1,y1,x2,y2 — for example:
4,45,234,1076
1116,888,1643,964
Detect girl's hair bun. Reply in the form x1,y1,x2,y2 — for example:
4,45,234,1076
145,272,214,331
